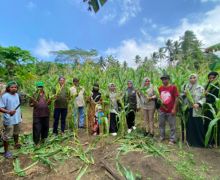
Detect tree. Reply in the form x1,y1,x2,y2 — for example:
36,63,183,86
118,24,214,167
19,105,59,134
52,48,98,66
0,46,36,79
180,30,204,69
123,61,128,70
97,56,106,69
134,55,142,65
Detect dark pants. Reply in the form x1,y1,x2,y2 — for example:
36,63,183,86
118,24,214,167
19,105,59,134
109,113,119,133
33,117,49,145
126,111,135,129
53,108,67,134
186,108,204,147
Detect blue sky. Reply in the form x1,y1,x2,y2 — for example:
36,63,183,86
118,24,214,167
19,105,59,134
0,0,220,66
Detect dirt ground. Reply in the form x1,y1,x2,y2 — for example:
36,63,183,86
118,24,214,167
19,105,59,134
0,106,220,180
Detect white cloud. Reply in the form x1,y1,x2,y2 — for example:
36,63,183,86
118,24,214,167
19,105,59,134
158,5,220,47
201,0,220,2
26,1,36,10
100,10,117,23
98,0,141,25
34,39,69,58
105,39,158,67
105,4,220,67
118,0,141,25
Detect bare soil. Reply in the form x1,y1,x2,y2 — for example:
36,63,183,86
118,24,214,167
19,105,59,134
0,106,220,180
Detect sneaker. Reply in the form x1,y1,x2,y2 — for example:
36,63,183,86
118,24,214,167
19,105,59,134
111,133,117,136
127,129,132,134
144,132,149,137
132,126,136,130
93,132,97,136
168,141,175,145
159,137,165,142
4,151,12,158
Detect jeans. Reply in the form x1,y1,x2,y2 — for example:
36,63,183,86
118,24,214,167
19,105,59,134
53,108,67,134
73,106,85,128
159,110,176,142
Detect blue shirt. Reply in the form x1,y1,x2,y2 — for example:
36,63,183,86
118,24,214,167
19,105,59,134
0,92,22,125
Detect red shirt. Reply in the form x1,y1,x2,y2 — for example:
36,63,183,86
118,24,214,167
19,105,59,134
159,85,179,113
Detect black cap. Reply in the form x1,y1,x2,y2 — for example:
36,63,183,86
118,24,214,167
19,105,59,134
160,74,170,80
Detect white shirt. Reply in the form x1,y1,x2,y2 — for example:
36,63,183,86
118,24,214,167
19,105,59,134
69,86,85,107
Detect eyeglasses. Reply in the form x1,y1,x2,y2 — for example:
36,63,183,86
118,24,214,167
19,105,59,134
190,77,196,79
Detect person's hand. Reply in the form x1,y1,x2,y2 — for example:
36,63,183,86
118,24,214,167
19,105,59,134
171,109,176,116
8,110,16,116
151,95,156,99
193,104,199,109
47,99,52,104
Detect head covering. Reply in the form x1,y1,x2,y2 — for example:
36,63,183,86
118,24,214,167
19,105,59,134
58,76,65,81
128,80,133,85
96,104,102,111
208,71,219,78
92,83,99,92
127,80,134,94
142,77,151,88
188,74,198,89
189,73,198,80
36,81,44,87
160,74,170,80
93,83,99,88
7,81,18,88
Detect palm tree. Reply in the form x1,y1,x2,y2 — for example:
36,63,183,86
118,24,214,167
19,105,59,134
134,55,142,65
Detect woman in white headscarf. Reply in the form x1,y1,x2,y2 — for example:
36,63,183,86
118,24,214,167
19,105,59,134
139,77,156,137
183,74,205,147
108,83,120,136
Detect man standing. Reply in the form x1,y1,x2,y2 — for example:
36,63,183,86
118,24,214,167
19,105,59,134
158,75,179,145
30,81,50,146
0,81,22,158
53,76,69,135
70,78,85,128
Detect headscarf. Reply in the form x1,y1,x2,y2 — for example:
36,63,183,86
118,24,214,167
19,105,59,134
141,77,151,88
188,74,198,90
59,76,65,81
92,83,101,102
127,80,134,94
108,83,116,92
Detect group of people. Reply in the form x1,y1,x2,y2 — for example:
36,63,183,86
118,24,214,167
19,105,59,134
0,71,219,158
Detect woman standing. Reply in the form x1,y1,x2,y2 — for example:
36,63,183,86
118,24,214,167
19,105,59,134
87,83,102,135
124,80,139,133
139,77,156,137
108,83,120,136
183,74,205,147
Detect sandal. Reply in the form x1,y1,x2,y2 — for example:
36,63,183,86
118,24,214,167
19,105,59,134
4,151,13,158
